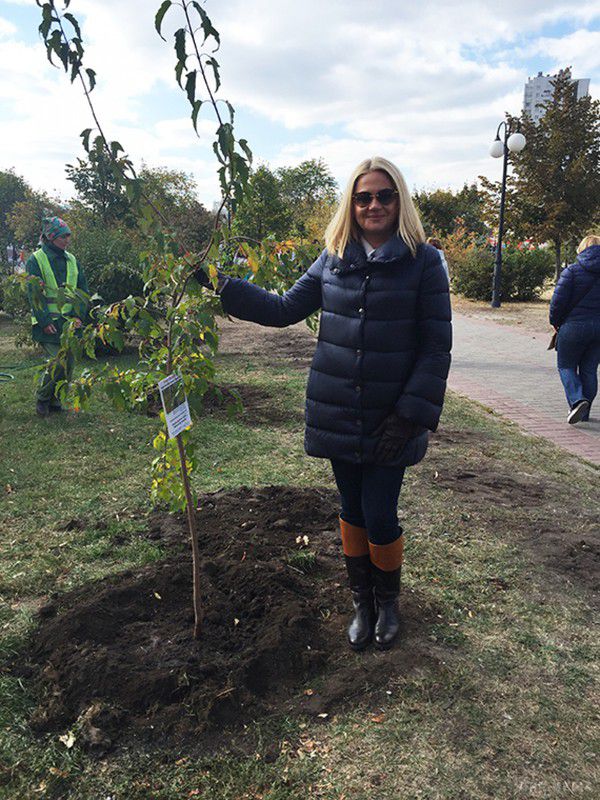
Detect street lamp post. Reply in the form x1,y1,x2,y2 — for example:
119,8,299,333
489,121,526,307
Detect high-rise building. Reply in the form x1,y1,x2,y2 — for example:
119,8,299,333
523,70,590,123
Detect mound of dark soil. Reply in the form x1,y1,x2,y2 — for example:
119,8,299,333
200,383,300,427
22,487,439,754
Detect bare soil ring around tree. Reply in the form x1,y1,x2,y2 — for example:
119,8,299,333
20,486,441,755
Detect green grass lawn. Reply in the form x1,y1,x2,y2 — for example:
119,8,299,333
0,317,598,800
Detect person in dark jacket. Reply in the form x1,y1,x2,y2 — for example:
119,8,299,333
549,235,600,424
199,157,452,650
26,217,90,417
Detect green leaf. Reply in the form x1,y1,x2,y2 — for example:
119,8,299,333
63,11,82,40
217,123,234,158
185,70,196,105
191,99,203,134
59,41,70,70
46,29,62,67
191,2,220,50
154,0,172,41
86,68,96,91
38,15,52,41
238,138,253,164
174,27,187,70
212,141,225,165
204,56,220,92
80,128,93,151
175,59,185,88
225,100,235,123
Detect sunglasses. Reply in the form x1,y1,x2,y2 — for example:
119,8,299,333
352,189,398,207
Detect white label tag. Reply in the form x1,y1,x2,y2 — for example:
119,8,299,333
158,373,192,439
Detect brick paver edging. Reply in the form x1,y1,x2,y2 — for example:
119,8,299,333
449,373,600,466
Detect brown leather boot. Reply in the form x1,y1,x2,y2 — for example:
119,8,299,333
340,518,375,651
369,534,403,650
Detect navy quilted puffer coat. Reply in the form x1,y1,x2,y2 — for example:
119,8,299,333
549,245,600,328
219,236,452,467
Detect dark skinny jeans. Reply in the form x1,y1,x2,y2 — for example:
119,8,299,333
330,459,405,545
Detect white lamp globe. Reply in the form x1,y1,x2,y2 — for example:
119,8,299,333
507,132,526,152
489,139,504,158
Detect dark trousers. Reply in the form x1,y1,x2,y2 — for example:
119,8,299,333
37,342,74,404
330,459,405,545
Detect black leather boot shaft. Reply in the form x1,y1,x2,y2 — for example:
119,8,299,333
372,566,401,649
344,554,375,651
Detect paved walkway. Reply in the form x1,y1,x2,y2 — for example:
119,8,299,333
449,313,600,466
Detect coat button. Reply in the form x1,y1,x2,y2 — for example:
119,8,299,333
356,349,362,356
355,385,361,392
358,307,364,314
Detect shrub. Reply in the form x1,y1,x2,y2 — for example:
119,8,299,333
0,273,30,320
73,224,143,302
451,244,554,302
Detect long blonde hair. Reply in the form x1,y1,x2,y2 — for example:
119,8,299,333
325,157,425,258
577,234,600,253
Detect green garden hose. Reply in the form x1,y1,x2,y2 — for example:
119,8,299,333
0,361,45,382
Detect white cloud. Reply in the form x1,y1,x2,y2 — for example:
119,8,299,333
0,0,598,204
0,15,15,36
526,29,600,78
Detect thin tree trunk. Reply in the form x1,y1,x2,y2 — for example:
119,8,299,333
554,239,562,283
176,433,203,639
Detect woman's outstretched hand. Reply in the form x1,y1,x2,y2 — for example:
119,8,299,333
193,265,212,288
374,412,419,462
193,265,230,293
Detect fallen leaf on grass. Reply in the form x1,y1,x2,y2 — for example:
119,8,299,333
48,767,69,778
58,731,75,749
370,713,385,724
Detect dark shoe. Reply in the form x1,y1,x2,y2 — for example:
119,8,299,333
36,400,50,418
344,554,376,651
567,399,590,424
372,567,401,650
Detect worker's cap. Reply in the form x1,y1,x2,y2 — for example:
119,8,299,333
42,216,71,241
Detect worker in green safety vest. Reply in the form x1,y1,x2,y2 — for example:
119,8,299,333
26,216,90,417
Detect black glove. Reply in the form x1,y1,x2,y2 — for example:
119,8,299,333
373,412,419,463
193,265,212,288
193,265,229,293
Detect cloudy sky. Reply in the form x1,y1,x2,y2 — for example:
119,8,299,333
1,0,599,206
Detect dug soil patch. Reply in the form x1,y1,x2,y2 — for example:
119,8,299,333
22,487,440,754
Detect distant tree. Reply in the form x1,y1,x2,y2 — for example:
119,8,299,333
277,159,338,238
0,170,30,248
138,166,216,253
7,190,65,251
414,183,487,237
232,165,291,240
481,69,600,280
66,144,133,226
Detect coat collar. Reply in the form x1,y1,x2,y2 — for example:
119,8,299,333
42,240,66,259
329,235,411,274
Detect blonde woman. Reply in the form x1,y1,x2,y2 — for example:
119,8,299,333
198,157,452,650
550,234,600,424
